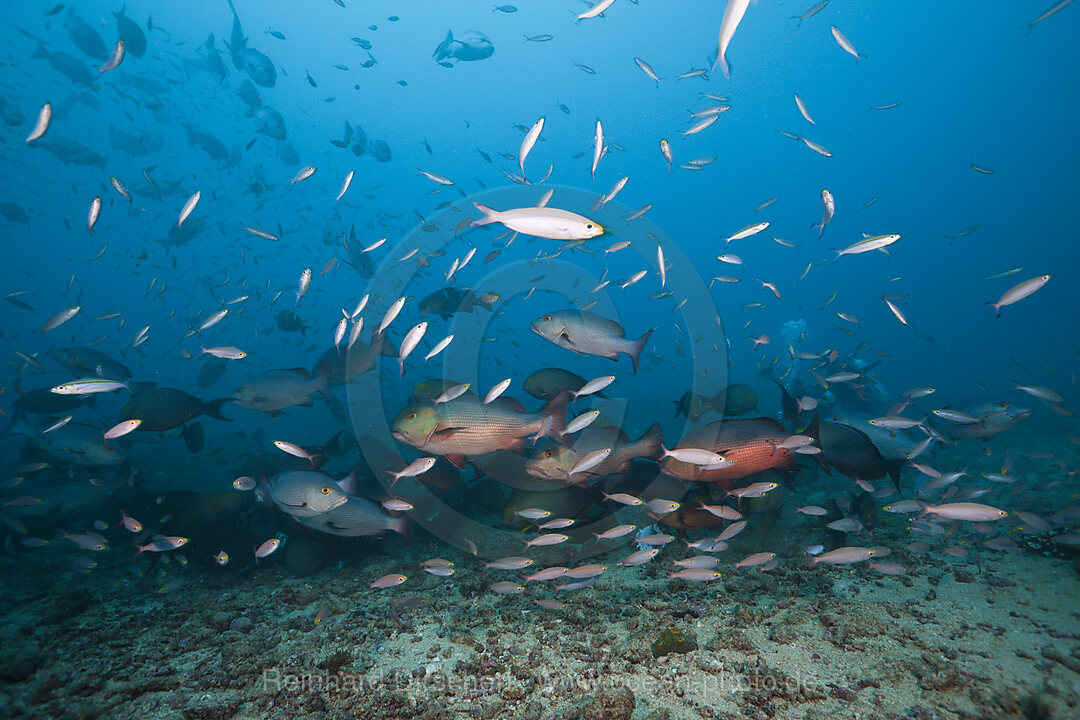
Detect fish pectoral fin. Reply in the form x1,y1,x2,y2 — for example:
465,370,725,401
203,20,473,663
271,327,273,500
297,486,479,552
445,454,467,470
432,426,467,438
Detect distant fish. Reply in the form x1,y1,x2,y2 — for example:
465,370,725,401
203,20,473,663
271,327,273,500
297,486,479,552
178,191,200,228
830,25,863,62
26,104,51,143
1026,0,1074,34
812,189,834,238
792,1,828,23
634,57,660,85
98,40,125,74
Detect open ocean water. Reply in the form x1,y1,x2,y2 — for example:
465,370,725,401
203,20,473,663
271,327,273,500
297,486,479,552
1,1,1078,719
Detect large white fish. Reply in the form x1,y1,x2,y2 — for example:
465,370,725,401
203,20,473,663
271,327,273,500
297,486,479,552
986,274,1050,317
178,190,200,228
831,25,863,62
591,120,604,178
519,117,544,180
471,203,603,240
794,93,815,124
87,197,101,235
27,103,51,142
398,322,428,377
712,0,751,78
813,189,834,238
834,234,900,259
335,170,353,201
578,0,616,20
99,40,125,74
634,57,660,85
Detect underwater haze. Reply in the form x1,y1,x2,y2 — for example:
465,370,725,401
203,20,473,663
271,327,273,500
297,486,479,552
1,1,1079,719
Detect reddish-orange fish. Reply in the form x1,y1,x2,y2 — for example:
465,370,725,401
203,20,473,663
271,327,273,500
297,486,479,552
660,417,794,489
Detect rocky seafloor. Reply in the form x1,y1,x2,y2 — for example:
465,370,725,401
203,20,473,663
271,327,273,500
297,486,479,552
1,514,1078,720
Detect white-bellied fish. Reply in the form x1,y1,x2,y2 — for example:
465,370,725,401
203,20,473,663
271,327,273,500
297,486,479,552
713,0,751,78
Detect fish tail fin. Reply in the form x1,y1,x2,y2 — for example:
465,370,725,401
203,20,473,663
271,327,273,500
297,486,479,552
203,398,231,421
638,422,664,460
31,41,49,60
313,357,332,395
830,249,842,262
541,390,572,438
628,328,654,374
470,202,498,226
391,514,412,543
985,301,1001,318
708,35,722,75
433,30,453,61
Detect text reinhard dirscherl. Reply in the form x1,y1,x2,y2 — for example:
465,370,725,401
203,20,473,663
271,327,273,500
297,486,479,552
260,665,825,698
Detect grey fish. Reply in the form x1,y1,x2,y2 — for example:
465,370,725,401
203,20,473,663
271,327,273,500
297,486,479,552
184,124,229,160
532,310,653,373
27,420,125,467
0,201,30,223
114,6,147,57
392,393,569,467
277,142,300,165
928,397,1032,441
265,471,349,517
433,30,495,63
31,43,94,85
294,496,409,538
205,34,227,80
230,366,331,415
254,106,287,140
50,346,132,380
64,7,108,60
109,126,163,156
370,139,392,162
31,136,106,166
827,412,923,461
198,356,228,390
526,423,662,482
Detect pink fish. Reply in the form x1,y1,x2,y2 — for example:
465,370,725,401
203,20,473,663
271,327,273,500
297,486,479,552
669,568,723,581
811,546,877,565
135,536,188,557
734,552,775,568
255,538,281,563
370,573,407,589
918,502,1008,522
119,509,142,532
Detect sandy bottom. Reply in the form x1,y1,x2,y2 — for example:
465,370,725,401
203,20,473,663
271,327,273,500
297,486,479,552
1,518,1078,720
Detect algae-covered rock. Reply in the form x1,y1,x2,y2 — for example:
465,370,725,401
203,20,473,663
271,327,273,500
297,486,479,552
651,627,698,658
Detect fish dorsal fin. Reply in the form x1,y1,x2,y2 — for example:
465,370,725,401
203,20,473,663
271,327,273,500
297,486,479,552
337,464,360,496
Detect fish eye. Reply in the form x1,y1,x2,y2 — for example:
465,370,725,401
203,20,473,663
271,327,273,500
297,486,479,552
544,450,553,458
320,487,331,494
407,412,417,420
586,224,594,229
542,315,551,322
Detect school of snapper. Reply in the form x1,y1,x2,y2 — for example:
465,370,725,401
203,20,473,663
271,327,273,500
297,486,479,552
1,1,1077,623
